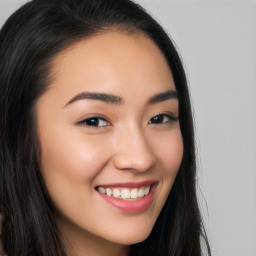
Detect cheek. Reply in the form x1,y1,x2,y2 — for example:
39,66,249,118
165,135,183,176
152,129,183,177
38,128,112,219
40,128,109,182
145,129,183,224
38,127,112,213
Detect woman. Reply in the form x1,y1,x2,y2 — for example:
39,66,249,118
0,0,211,255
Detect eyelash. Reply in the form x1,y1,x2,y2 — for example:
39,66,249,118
148,113,179,124
78,113,178,128
78,116,109,127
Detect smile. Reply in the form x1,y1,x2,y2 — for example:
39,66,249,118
96,185,151,200
96,181,157,213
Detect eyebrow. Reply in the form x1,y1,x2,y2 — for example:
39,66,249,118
148,90,178,104
64,92,124,107
64,89,178,107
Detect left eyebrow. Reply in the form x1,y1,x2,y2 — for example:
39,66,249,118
148,90,178,104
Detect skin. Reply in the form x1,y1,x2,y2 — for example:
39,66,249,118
36,30,183,256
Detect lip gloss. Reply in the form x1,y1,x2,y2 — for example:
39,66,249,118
96,184,157,213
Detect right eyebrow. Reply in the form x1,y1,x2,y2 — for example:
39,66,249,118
63,91,124,108
148,90,178,104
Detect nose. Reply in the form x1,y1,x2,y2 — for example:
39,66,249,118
113,126,156,172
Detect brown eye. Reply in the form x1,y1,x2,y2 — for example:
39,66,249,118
150,115,165,124
149,114,178,124
80,117,108,127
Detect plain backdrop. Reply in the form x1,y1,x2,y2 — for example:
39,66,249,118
1,0,256,255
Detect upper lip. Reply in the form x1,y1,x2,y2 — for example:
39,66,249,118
96,180,157,188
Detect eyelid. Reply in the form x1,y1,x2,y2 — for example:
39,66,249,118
165,113,179,121
76,113,109,123
148,112,179,124
75,112,178,128
77,115,111,128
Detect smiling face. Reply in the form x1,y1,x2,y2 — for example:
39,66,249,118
36,30,183,254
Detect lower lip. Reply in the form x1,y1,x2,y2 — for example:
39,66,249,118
97,185,156,213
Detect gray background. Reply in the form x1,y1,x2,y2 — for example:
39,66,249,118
1,0,256,255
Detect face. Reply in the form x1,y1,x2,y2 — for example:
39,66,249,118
36,31,183,249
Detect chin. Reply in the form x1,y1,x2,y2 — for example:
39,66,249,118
104,225,153,245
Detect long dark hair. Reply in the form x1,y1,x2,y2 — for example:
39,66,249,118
0,0,211,255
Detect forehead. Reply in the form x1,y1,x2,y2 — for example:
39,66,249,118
45,30,175,103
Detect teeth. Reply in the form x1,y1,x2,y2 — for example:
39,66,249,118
138,188,144,198
130,188,138,199
98,187,106,194
97,185,151,200
106,188,112,196
113,188,121,198
145,186,150,195
121,189,130,199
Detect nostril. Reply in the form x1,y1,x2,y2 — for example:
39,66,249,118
113,152,156,172
113,129,156,171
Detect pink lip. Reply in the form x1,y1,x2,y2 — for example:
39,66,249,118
96,181,157,213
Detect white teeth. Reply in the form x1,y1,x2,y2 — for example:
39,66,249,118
106,188,112,196
130,188,138,199
138,188,144,198
97,185,151,200
145,186,150,195
121,189,130,199
113,188,121,198
98,187,106,194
